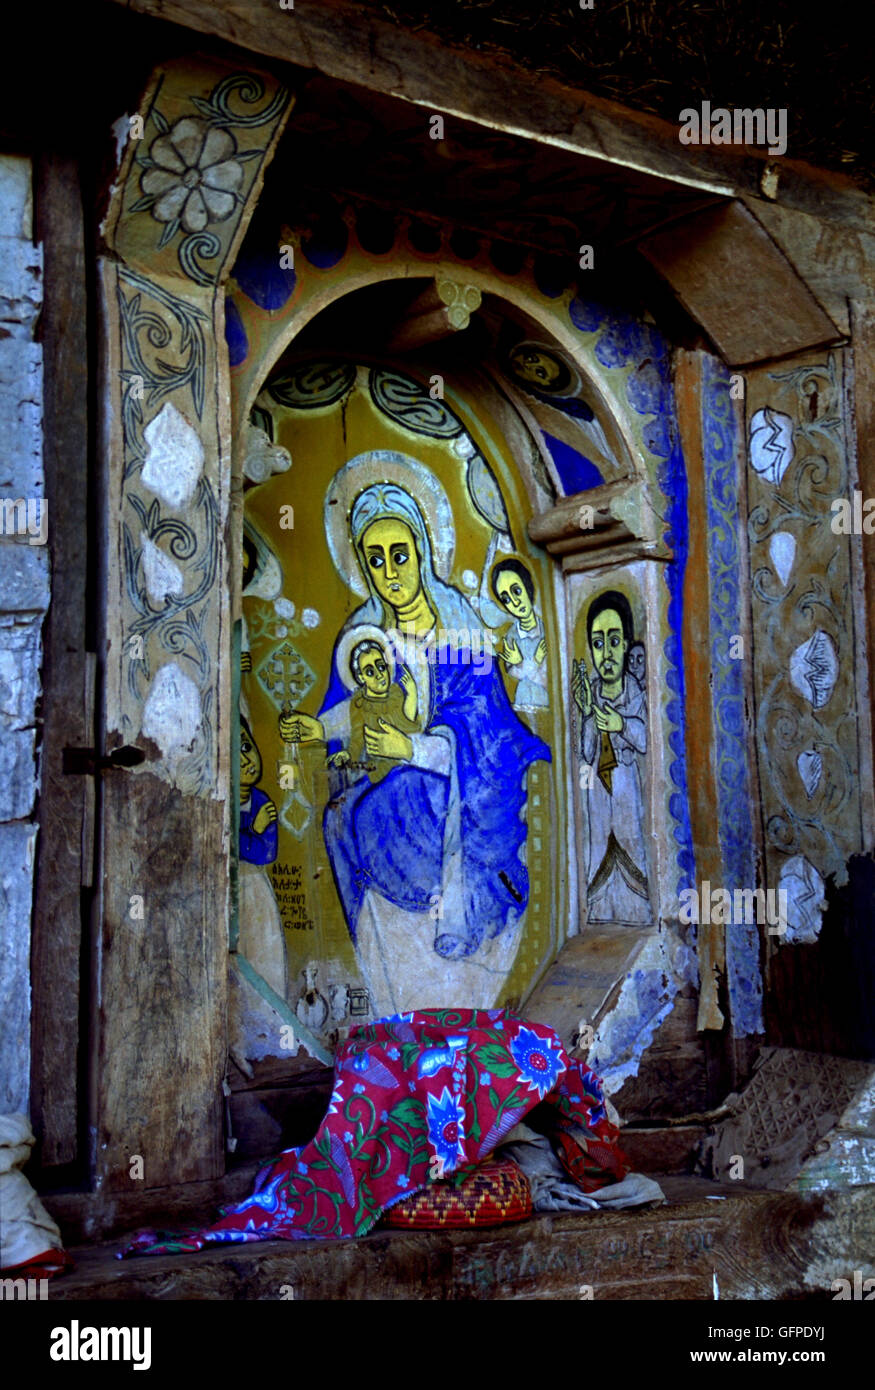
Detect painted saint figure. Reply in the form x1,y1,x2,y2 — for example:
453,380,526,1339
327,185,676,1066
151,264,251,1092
280,481,550,1015
238,715,287,1001
240,715,279,865
573,591,650,926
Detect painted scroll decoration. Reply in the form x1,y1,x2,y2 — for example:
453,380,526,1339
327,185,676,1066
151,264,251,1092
747,351,861,942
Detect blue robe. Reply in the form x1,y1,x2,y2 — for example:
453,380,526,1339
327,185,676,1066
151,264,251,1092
240,786,278,866
319,639,550,957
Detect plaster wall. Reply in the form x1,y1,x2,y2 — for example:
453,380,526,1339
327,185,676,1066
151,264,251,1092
0,155,47,1115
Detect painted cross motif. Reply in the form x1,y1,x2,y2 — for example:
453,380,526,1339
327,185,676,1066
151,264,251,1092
257,641,316,709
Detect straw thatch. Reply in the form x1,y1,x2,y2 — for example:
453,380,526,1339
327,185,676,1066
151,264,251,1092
377,0,872,188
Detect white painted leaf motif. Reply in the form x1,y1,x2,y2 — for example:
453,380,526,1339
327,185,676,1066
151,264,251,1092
142,402,204,510
142,662,201,765
796,748,822,800
769,531,796,588
749,406,794,486
140,531,184,604
789,629,839,709
779,854,826,944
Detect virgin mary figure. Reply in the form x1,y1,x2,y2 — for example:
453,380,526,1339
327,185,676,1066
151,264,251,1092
281,481,550,1015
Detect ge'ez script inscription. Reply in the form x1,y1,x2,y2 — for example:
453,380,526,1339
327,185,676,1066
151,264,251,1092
270,862,315,930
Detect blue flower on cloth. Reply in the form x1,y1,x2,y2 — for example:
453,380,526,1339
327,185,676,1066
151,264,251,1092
343,1131,354,1143
298,1162,308,1176
387,1047,400,1060
396,1173,409,1189
353,1083,366,1094
417,1040,464,1079
427,1086,466,1174
242,1172,285,1214
510,1025,564,1099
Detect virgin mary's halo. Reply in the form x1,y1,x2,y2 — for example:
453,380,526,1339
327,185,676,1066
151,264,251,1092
324,451,455,597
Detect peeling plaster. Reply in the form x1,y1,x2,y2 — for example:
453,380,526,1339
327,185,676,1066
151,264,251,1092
590,925,698,1095
779,854,827,944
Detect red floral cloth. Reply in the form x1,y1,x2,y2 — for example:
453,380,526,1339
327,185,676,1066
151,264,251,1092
119,1009,627,1257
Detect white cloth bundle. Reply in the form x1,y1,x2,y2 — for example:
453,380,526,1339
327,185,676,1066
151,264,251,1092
0,1114,64,1270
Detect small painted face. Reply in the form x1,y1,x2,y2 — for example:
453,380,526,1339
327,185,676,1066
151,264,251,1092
590,608,627,684
628,643,645,683
240,724,262,789
356,650,391,698
510,348,562,389
361,518,421,608
495,569,534,623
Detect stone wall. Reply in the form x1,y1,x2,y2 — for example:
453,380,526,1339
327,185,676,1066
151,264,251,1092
0,155,47,1115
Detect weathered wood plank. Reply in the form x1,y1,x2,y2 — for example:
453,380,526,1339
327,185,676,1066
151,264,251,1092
29,153,90,1171
43,1160,265,1247
850,300,875,849
47,1183,875,1300
639,204,842,365
96,774,227,1190
614,991,709,1121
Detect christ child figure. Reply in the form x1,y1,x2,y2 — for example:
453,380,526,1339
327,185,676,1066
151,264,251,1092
279,637,420,785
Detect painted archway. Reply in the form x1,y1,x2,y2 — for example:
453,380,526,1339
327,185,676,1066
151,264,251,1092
225,212,700,1076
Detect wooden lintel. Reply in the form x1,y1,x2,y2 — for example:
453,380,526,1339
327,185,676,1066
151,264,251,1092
528,481,634,547
545,524,634,558
103,0,875,235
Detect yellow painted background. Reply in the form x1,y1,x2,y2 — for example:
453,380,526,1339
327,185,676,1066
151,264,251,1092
241,361,567,1017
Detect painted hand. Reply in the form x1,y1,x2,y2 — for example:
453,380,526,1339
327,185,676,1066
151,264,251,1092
594,700,623,733
364,719,413,761
399,666,415,699
534,637,547,665
328,750,350,768
572,663,592,716
500,636,522,666
252,799,277,834
279,712,324,743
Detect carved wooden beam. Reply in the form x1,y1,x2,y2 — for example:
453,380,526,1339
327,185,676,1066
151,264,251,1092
528,479,670,568
384,278,482,351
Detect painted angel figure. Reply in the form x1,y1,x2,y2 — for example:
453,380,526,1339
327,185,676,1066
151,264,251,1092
476,533,549,712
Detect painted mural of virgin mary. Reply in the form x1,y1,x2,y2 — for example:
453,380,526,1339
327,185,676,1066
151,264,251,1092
281,474,550,1015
